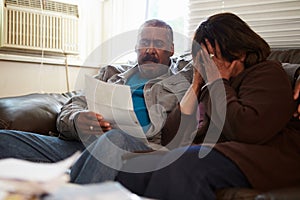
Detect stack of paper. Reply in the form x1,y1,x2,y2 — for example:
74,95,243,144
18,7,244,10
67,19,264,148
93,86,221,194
44,181,146,200
0,152,80,197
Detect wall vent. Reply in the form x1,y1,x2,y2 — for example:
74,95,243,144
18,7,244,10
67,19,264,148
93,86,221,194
0,0,79,54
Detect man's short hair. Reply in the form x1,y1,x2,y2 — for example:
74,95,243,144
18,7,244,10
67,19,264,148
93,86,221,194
139,19,174,44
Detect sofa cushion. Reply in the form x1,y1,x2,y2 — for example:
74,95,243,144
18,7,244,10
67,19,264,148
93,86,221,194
268,49,300,64
0,91,79,136
281,63,300,86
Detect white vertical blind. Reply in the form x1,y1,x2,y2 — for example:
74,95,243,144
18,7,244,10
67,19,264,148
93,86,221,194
188,0,300,48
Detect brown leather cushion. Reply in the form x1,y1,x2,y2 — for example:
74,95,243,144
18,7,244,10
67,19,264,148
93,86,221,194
0,92,78,135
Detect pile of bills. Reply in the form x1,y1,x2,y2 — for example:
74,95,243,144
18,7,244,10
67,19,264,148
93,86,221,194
0,152,80,198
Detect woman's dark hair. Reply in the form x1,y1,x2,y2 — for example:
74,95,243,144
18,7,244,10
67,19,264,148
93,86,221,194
192,12,270,68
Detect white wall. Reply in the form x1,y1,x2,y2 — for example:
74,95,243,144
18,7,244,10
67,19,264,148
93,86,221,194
0,60,98,98
0,0,103,98
0,0,148,98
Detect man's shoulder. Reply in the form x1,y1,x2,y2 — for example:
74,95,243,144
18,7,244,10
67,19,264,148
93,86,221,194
170,53,192,74
94,64,135,82
170,54,193,83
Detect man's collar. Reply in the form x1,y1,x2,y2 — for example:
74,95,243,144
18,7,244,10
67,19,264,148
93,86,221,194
168,58,177,74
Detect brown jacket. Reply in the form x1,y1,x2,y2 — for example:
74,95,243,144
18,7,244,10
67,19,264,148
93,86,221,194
161,60,300,191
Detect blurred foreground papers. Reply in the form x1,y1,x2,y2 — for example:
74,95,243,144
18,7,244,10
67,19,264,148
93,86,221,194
0,152,80,195
44,181,144,200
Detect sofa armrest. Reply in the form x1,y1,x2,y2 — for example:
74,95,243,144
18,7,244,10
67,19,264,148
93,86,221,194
268,49,300,64
0,92,78,135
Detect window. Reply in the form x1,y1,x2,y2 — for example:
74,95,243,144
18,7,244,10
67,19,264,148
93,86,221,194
0,0,103,66
146,0,190,56
187,0,300,49
105,0,190,64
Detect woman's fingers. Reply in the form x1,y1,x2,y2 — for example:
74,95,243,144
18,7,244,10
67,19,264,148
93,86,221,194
204,39,215,58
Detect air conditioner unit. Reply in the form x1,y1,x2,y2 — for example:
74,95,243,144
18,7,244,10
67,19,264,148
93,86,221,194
0,0,79,54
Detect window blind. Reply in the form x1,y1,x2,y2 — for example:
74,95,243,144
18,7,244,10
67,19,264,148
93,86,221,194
187,0,300,49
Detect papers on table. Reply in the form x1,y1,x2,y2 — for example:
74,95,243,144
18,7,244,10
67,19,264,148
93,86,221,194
44,181,146,200
0,152,80,196
85,75,148,144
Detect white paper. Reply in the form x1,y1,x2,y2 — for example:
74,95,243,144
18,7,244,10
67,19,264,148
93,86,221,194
0,152,81,195
85,75,148,143
44,181,145,200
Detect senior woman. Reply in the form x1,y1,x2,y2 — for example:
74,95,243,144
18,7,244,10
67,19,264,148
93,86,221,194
116,12,300,200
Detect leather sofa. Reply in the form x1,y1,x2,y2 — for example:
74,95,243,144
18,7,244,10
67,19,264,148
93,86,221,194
0,91,80,136
0,49,299,199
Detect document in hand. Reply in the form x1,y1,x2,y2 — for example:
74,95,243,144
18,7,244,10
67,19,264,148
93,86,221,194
85,75,148,144
0,152,80,196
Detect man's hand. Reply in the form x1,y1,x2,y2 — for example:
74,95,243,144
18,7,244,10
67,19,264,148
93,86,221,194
293,76,300,119
75,111,112,135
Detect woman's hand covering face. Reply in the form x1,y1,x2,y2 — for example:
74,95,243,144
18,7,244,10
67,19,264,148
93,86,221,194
194,39,241,84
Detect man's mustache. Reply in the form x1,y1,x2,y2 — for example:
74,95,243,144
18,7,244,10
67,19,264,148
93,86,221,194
142,55,159,63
